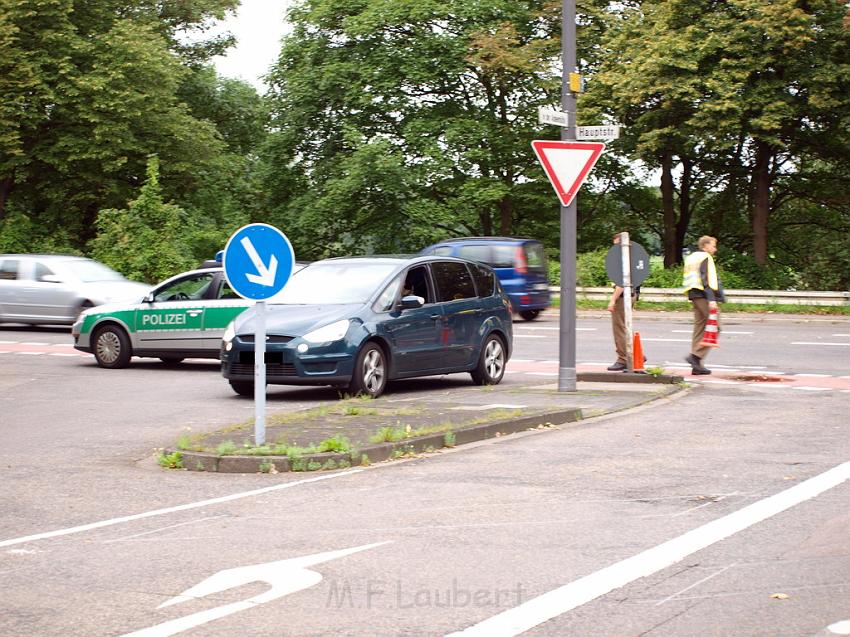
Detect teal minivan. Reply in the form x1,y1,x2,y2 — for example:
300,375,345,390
419,237,551,320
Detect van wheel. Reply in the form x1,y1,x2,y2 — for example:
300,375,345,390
347,342,387,398
93,325,132,369
229,381,254,397
471,334,506,385
519,309,540,321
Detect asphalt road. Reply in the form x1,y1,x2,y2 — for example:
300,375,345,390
1,312,849,636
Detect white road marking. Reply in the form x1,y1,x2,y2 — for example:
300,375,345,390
795,373,831,378
50,352,82,357
103,516,230,543
445,461,850,637
509,359,536,363
828,619,850,635
514,335,546,339
793,387,832,392
792,341,850,347
451,404,527,411
50,343,74,347
0,471,361,549
526,372,558,377
21,341,48,346
832,334,850,338
655,563,738,606
19,352,44,356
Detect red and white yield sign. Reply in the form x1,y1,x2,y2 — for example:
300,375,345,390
531,140,605,207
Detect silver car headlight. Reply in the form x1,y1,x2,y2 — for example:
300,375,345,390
222,322,236,351
302,319,350,344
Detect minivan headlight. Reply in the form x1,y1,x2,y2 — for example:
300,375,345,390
222,322,236,351
303,319,350,344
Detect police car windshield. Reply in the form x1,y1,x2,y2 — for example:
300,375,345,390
271,262,397,305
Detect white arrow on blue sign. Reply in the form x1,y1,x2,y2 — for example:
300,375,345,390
223,223,295,300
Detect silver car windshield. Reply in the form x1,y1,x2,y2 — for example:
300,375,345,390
62,259,126,283
271,262,398,305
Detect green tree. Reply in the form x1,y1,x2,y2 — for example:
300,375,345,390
0,0,239,245
90,156,194,283
260,0,572,258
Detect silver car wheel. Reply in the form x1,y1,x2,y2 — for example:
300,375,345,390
362,348,385,393
483,338,504,379
96,330,122,365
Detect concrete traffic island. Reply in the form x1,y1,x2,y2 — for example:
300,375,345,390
159,375,685,474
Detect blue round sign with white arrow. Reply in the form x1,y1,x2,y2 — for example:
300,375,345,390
223,223,295,300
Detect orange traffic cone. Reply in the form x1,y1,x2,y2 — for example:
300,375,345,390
632,331,646,372
700,309,720,348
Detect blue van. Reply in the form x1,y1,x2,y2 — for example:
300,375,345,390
420,237,551,320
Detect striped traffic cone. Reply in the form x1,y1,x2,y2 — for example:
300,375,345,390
700,308,720,348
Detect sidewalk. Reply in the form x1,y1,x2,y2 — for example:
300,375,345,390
166,373,684,474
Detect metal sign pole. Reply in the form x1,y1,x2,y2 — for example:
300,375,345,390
558,0,578,393
254,301,267,446
619,232,634,372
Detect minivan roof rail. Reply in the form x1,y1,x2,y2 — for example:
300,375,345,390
438,236,534,243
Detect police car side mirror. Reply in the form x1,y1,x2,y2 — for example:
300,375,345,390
143,292,155,303
400,295,423,309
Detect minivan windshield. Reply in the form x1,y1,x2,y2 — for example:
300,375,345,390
270,261,398,305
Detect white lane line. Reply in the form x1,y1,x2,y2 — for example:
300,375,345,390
832,334,850,338
526,372,558,377
445,461,850,637
50,353,82,357
21,341,48,346
655,563,738,606
19,352,44,356
793,387,832,392
103,516,229,543
795,373,831,378
0,340,17,344
827,618,850,635
514,335,547,339
451,404,527,411
672,330,753,335
792,342,850,347
0,470,362,549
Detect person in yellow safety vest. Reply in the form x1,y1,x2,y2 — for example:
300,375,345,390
683,235,725,375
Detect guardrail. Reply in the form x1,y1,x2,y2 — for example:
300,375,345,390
553,287,850,307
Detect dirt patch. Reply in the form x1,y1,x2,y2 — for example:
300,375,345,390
732,374,789,382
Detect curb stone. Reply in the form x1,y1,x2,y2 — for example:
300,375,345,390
168,408,583,474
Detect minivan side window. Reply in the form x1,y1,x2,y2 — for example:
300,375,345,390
458,245,491,264
491,246,515,269
0,259,20,280
431,262,476,302
470,264,495,297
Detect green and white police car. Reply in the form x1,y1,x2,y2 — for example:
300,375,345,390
72,265,252,368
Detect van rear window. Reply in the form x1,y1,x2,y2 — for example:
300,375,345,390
491,246,515,268
458,245,491,263
525,243,547,269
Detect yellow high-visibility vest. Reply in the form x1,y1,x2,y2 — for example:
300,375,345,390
682,251,718,292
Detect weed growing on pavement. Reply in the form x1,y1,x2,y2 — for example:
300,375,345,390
360,454,371,467
443,431,456,447
216,440,237,456
157,451,183,469
259,460,274,473
645,366,665,377
316,435,352,453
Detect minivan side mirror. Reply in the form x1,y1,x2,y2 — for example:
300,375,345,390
400,295,424,309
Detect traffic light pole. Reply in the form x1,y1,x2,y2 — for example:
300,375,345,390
558,0,578,393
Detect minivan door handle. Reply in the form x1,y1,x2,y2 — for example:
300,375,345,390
429,314,441,320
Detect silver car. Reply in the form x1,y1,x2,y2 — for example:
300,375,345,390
0,254,151,325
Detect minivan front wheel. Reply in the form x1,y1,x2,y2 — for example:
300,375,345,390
519,309,540,321
348,342,387,398
471,334,506,386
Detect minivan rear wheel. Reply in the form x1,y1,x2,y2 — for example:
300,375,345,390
519,309,540,321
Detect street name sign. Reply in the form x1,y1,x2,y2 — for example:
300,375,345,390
538,106,570,127
576,125,621,140
531,140,605,207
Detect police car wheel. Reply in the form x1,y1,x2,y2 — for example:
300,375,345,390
471,334,506,386
347,342,387,398
93,325,132,369
229,381,254,397
519,309,540,321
